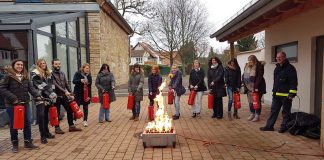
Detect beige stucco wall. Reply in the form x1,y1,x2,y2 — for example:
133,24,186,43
236,49,265,71
88,11,129,97
264,6,324,113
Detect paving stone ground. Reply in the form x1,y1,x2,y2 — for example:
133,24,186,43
0,95,324,160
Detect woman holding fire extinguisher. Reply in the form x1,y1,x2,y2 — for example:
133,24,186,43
73,63,92,127
168,65,186,120
189,60,207,118
224,58,242,120
128,64,144,121
0,60,39,152
95,64,116,123
207,57,227,119
30,59,57,144
147,65,162,120
242,55,266,122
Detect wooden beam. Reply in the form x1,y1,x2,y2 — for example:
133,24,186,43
294,0,307,3
230,42,235,59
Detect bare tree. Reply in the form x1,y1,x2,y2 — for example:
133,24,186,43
143,0,210,66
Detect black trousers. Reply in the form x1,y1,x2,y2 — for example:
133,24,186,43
265,96,292,129
54,97,74,127
74,104,88,121
36,103,50,138
213,96,223,118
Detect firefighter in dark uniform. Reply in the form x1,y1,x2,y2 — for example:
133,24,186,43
260,51,298,133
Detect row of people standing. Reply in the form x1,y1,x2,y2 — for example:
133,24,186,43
0,58,113,152
165,55,266,121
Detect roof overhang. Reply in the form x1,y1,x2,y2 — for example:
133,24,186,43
96,0,134,35
210,0,324,42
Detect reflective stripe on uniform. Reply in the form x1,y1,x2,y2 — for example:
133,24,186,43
274,92,289,97
289,90,297,94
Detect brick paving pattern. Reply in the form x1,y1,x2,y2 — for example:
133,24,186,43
0,95,323,160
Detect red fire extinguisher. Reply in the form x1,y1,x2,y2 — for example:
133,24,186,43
148,105,154,121
127,94,134,110
168,89,174,105
13,104,24,130
233,91,241,109
69,101,79,113
252,92,260,110
49,106,59,127
208,93,214,109
74,110,84,119
103,92,110,110
188,90,196,105
83,84,88,102
69,100,84,119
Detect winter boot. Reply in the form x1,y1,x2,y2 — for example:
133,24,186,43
12,140,18,153
233,111,240,119
129,115,135,120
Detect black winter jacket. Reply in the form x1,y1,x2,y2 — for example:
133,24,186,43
148,73,162,94
73,71,92,105
207,65,227,97
189,68,207,92
0,69,39,105
273,60,298,97
51,70,71,96
224,66,241,89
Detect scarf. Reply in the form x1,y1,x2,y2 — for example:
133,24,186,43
210,64,218,69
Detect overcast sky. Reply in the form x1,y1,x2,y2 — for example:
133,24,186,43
131,0,253,52
201,0,253,51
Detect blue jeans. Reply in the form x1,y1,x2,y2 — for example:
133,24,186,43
132,101,141,116
6,104,32,141
174,95,180,116
99,104,110,121
226,87,234,112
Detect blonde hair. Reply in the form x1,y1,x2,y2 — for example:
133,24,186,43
36,59,51,78
80,63,90,73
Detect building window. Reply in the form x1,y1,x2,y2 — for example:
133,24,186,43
136,57,143,64
37,34,53,68
56,43,68,75
68,21,77,40
56,22,67,38
272,41,298,62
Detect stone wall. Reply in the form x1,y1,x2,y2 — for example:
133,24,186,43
88,11,130,97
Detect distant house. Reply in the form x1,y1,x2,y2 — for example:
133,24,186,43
130,42,162,65
160,51,182,66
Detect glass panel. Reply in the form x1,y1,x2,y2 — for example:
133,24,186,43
69,47,78,89
81,47,87,65
56,43,68,76
68,21,77,40
38,26,51,33
0,31,28,109
274,42,298,62
79,17,86,44
56,22,66,38
37,34,53,68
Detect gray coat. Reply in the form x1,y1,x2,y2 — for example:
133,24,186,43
95,72,116,104
128,73,144,102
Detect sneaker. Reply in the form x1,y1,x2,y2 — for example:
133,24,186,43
196,113,201,118
55,127,65,134
69,126,82,132
192,113,196,118
247,114,255,121
260,126,274,131
251,115,260,122
83,121,88,127
105,119,112,122
73,120,77,125
211,115,217,118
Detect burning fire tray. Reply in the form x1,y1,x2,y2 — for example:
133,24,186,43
142,128,176,148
